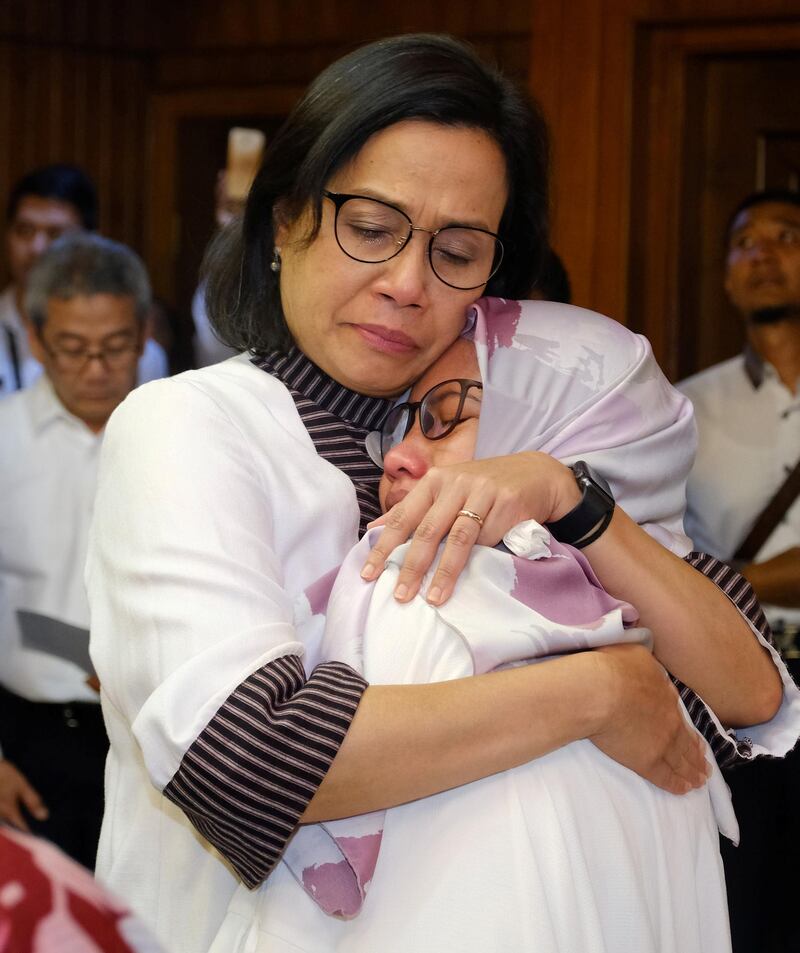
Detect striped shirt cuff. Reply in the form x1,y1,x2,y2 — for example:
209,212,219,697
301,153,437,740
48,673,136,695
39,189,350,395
163,655,368,888
676,551,774,768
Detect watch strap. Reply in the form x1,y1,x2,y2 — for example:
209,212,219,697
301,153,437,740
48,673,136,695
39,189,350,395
545,461,615,548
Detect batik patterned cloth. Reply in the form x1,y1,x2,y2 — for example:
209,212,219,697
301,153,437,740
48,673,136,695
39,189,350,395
0,827,164,952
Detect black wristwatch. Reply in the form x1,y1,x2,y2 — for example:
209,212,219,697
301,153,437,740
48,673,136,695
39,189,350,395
545,460,615,549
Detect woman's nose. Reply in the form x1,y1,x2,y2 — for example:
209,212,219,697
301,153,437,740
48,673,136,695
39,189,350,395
382,427,433,481
372,234,431,308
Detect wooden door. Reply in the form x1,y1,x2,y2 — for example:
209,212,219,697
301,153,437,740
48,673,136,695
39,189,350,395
530,3,800,381
146,86,303,366
676,52,800,380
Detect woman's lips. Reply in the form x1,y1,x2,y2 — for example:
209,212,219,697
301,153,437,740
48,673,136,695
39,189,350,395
352,323,417,354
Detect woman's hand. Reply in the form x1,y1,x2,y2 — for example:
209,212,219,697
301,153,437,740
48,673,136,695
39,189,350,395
588,644,710,794
361,452,580,605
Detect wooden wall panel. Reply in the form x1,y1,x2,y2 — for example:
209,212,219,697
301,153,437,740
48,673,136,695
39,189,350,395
0,0,163,51
0,40,151,286
156,34,530,91
164,0,530,50
530,0,800,378
154,2,531,90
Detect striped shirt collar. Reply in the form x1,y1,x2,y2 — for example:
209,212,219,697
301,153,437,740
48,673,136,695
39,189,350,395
256,347,392,430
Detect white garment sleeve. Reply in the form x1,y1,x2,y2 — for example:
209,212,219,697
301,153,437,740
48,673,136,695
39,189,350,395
87,377,367,886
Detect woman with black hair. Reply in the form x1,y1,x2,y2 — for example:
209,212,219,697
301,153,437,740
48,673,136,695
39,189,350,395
87,35,780,953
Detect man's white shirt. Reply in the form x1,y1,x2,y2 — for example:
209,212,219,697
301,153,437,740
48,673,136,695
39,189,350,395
679,351,800,626
0,374,102,703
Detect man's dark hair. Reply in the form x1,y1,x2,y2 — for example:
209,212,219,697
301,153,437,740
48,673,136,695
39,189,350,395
725,188,800,244
204,33,550,355
6,164,98,231
25,233,151,329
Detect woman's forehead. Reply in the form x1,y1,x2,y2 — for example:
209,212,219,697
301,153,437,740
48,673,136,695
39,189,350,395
409,338,480,400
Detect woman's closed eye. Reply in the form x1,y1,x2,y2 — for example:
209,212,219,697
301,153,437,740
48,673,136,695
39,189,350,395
432,228,487,264
343,221,397,247
425,389,481,435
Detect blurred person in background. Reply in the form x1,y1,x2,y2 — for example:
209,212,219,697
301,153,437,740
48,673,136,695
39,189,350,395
0,233,149,870
191,170,241,367
678,188,800,953
0,164,167,395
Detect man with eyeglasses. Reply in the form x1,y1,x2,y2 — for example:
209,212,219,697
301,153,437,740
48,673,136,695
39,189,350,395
0,232,149,869
0,164,167,396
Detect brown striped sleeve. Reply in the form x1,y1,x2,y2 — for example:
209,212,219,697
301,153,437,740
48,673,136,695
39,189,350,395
163,654,367,888
674,551,775,768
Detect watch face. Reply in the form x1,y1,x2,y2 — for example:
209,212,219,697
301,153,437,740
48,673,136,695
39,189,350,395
572,460,614,503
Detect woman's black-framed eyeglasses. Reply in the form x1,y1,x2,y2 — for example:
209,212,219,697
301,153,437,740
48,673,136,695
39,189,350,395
379,378,483,463
323,190,504,291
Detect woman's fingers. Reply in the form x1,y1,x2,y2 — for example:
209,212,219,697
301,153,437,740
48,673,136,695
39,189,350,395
394,503,485,605
363,472,499,603
590,644,711,794
360,453,570,603
416,492,498,605
360,483,439,583
651,726,709,795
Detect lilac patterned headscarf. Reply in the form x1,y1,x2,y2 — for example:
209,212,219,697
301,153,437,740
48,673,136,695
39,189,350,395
469,298,695,554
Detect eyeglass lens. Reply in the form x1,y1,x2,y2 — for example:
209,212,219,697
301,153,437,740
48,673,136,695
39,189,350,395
49,344,138,371
380,379,482,461
333,196,502,291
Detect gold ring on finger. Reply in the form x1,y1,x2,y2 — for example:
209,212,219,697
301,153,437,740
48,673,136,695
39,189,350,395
456,508,484,527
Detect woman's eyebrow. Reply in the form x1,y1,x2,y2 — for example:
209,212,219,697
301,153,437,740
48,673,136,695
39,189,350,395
341,186,494,231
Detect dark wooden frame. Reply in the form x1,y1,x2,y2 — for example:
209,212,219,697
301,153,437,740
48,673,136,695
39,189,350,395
530,1,800,377
145,85,303,304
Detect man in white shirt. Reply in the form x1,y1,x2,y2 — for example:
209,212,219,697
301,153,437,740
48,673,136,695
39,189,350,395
678,189,800,629
678,189,800,953
0,164,167,395
0,232,149,869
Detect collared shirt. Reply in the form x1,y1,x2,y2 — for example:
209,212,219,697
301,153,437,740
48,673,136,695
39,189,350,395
0,374,102,703
0,286,37,394
0,284,168,397
678,347,800,625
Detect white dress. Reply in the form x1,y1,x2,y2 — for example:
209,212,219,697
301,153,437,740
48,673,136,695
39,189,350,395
210,531,743,953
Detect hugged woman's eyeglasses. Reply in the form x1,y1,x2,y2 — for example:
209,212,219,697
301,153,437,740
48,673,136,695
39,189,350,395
323,191,504,291
379,377,483,462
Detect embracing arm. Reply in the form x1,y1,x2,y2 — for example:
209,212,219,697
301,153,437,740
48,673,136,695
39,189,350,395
580,506,782,728
363,452,782,731
304,641,706,822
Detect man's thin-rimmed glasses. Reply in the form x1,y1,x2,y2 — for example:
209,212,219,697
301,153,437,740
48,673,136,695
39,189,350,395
379,378,483,463
323,190,504,291
38,336,140,373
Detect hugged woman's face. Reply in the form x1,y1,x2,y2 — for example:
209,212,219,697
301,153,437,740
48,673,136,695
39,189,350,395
379,338,481,512
275,120,507,398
